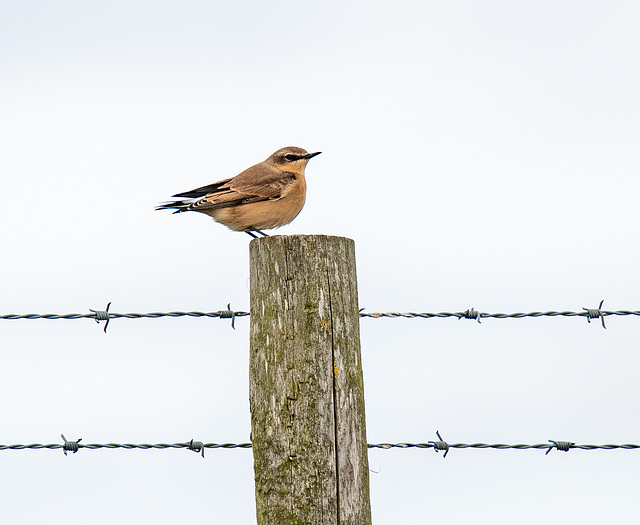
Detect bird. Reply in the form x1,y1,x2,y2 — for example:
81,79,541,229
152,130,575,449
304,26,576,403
155,146,321,238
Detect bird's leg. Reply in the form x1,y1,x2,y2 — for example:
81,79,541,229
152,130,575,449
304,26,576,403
253,229,270,237
245,230,258,239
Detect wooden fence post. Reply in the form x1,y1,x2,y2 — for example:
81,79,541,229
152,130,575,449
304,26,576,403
249,234,371,525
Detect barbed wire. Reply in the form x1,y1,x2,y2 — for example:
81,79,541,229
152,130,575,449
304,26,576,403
0,306,249,321
360,301,640,329
1,437,251,458
0,303,248,332
2,434,638,458
2,301,638,331
367,441,640,453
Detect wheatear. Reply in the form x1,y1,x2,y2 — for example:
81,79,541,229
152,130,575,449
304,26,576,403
156,147,321,238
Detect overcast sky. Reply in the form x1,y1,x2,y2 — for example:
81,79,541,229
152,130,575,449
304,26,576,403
2,1,640,523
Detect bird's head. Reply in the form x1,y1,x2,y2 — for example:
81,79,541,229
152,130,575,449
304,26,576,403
268,147,322,167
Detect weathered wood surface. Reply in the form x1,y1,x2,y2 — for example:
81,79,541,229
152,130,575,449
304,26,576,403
249,235,371,525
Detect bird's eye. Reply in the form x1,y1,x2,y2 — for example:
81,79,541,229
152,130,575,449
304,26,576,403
284,154,298,161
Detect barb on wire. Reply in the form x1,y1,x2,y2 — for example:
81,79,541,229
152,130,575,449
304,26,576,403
188,439,205,458
546,439,575,455
89,302,111,333
458,308,481,323
428,430,450,458
583,300,606,329
218,304,237,329
61,434,81,456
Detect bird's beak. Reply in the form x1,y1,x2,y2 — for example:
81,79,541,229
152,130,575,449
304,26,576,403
304,151,322,159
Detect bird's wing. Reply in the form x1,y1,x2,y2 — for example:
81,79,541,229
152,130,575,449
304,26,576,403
178,167,298,212
230,167,298,198
172,179,233,198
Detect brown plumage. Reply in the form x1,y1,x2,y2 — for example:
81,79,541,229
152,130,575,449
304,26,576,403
156,147,321,237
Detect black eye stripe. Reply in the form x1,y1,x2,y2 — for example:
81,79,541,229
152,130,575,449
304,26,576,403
284,154,299,161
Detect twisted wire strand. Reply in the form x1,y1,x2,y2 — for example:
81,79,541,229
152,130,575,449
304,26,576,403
0,311,250,321
1,441,638,452
368,442,640,451
3,310,639,322
359,310,640,319
2,305,638,334
0,442,252,451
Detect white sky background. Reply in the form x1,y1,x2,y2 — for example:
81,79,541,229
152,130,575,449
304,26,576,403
1,1,640,523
